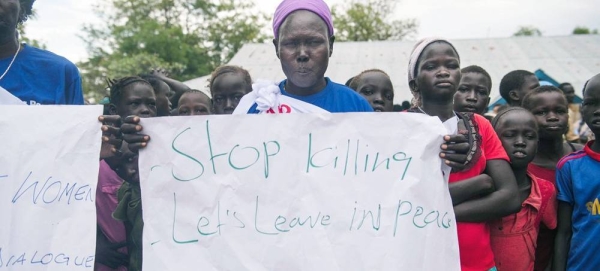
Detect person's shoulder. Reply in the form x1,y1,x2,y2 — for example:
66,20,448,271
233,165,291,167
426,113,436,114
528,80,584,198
531,174,555,192
472,113,492,125
557,149,587,170
23,44,78,69
326,79,373,112
328,79,359,96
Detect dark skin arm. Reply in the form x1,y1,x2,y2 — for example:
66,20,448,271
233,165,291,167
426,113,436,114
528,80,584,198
448,174,494,206
453,159,521,222
440,134,471,171
552,201,573,271
150,69,190,105
95,227,128,269
99,115,124,159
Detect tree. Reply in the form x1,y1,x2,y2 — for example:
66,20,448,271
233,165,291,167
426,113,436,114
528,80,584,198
573,26,598,35
513,26,542,37
79,0,268,100
332,0,418,42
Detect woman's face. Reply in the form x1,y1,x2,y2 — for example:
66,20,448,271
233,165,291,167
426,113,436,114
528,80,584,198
413,42,461,104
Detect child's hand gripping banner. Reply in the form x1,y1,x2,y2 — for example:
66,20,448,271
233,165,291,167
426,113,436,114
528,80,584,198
0,105,102,270
139,113,460,271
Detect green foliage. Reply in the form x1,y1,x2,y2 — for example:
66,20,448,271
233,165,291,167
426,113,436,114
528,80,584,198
573,26,598,35
332,0,418,42
513,26,542,37
79,0,268,100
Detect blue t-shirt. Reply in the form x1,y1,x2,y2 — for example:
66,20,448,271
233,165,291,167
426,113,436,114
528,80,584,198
0,43,83,105
556,141,600,270
248,77,373,113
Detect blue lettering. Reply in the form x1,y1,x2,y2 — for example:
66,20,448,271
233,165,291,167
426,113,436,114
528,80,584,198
55,253,69,265
263,141,281,178
171,128,205,181
171,193,199,244
253,196,278,235
228,145,260,170
274,216,289,232
393,200,413,237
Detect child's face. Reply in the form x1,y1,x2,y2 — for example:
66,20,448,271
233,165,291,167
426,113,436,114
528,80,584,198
527,92,569,139
155,81,173,117
211,73,249,115
516,75,540,103
104,144,140,183
178,92,212,116
495,111,538,169
582,75,600,135
413,42,461,103
453,72,490,115
114,83,157,118
561,84,576,103
355,71,394,112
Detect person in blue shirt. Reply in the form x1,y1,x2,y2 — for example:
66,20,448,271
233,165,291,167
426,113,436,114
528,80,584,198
0,0,83,105
239,0,372,114
111,0,474,172
554,73,600,271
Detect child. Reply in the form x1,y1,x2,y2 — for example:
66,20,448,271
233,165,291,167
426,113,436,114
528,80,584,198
407,38,520,271
554,74,600,271
107,76,158,118
140,74,173,117
558,82,581,143
521,85,583,270
349,69,394,112
499,70,540,107
107,143,143,271
490,107,557,271
177,90,212,116
150,69,192,110
102,76,157,271
453,65,492,115
209,65,252,114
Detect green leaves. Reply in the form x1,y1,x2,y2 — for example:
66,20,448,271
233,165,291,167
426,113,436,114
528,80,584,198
332,0,418,42
79,0,267,101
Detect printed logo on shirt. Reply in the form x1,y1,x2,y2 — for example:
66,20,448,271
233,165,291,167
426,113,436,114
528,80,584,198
586,198,600,215
265,104,292,114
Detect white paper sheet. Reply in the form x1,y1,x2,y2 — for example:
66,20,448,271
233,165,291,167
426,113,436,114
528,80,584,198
139,113,460,271
0,86,24,105
0,105,102,270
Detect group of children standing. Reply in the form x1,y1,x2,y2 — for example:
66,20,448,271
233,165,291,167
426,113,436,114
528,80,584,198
96,40,600,271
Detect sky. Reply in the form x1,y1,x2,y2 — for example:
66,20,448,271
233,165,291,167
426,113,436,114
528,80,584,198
25,0,600,64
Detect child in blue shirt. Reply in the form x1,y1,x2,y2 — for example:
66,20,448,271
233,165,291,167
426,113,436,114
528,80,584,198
554,73,600,271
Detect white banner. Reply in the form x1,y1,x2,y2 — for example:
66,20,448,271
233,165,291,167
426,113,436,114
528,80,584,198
0,105,102,270
140,113,460,271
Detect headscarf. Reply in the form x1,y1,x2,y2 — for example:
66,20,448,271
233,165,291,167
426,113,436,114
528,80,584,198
407,38,459,107
272,0,334,39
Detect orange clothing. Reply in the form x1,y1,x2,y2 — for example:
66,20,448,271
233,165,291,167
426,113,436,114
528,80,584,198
490,173,557,271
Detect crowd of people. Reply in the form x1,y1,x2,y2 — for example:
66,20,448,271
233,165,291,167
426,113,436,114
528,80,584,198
2,0,600,271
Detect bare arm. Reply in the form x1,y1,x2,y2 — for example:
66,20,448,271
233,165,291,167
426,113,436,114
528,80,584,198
449,174,494,206
151,70,191,105
453,159,521,222
552,201,573,271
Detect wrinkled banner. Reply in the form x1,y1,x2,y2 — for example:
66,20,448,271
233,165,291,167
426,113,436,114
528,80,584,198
0,105,102,270
140,113,460,271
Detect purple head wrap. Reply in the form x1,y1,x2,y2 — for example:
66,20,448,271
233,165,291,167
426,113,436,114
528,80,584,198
272,0,334,39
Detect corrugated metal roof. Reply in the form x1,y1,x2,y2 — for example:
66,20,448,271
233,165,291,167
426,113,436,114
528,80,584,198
185,35,600,103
